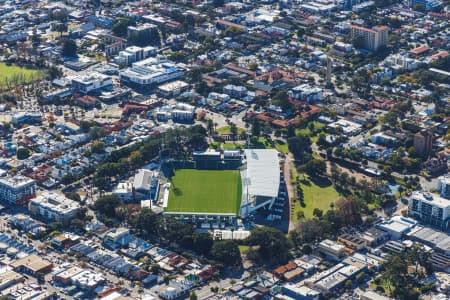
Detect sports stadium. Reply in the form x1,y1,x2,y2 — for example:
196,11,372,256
162,149,281,226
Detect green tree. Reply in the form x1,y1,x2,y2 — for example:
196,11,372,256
303,159,326,177
64,192,81,202
133,208,161,238
54,22,68,37
193,232,213,256
287,135,311,161
272,90,294,112
336,197,362,226
247,227,292,265
61,39,77,57
210,240,241,266
93,194,122,218
302,244,312,254
313,208,323,219
230,123,238,140
207,119,214,135
17,147,30,160
251,118,261,137
112,17,136,36
91,141,105,154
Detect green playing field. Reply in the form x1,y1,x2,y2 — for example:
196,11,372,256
166,169,242,214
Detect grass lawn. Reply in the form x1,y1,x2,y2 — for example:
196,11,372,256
216,126,245,135
238,245,250,254
293,173,341,220
274,139,289,154
222,142,243,150
295,121,326,136
0,63,45,88
249,137,274,149
166,169,242,214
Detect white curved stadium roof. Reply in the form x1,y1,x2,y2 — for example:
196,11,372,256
244,149,280,198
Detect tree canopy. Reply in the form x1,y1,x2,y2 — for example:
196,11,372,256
112,17,136,36
210,240,241,266
61,39,77,57
247,227,292,265
93,194,122,218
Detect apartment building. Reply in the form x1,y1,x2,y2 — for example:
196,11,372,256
28,192,80,225
414,129,433,158
114,45,156,66
351,25,389,51
408,191,450,230
127,24,158,46
0,176,36,205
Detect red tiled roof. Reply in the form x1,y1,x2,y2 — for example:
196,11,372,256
272,119,289,127
217,19,246,30
409,45,430,55
429,51,448,61
273,261,297,276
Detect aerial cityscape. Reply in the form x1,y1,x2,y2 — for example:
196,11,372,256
0,0,449,299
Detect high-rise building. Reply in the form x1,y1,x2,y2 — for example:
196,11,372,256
351,25,389,51
414,129,433,158
0,176,36,205
127,24,159,46
408,191,450,230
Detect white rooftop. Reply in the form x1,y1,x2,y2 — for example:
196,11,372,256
410,191,450,209
244,149,280,198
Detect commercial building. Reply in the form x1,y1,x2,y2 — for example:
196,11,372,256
71,72,113,94
408,191,450,230
159,279,194,300
71,269,106,291
240,149,280,217
11,112,42,126
437,174,450,199
281,284,320,300
54,266,84,285
337,234,366,251
0,270,25,291
103,227,132,249
28,192,80,225
9,254,53,276
119,58,185,88
157,80,190,98
0,176,36,206
414,129,433,158
408,226,450,255
318,239,346,261
376,216,417,239
351,25,389,51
